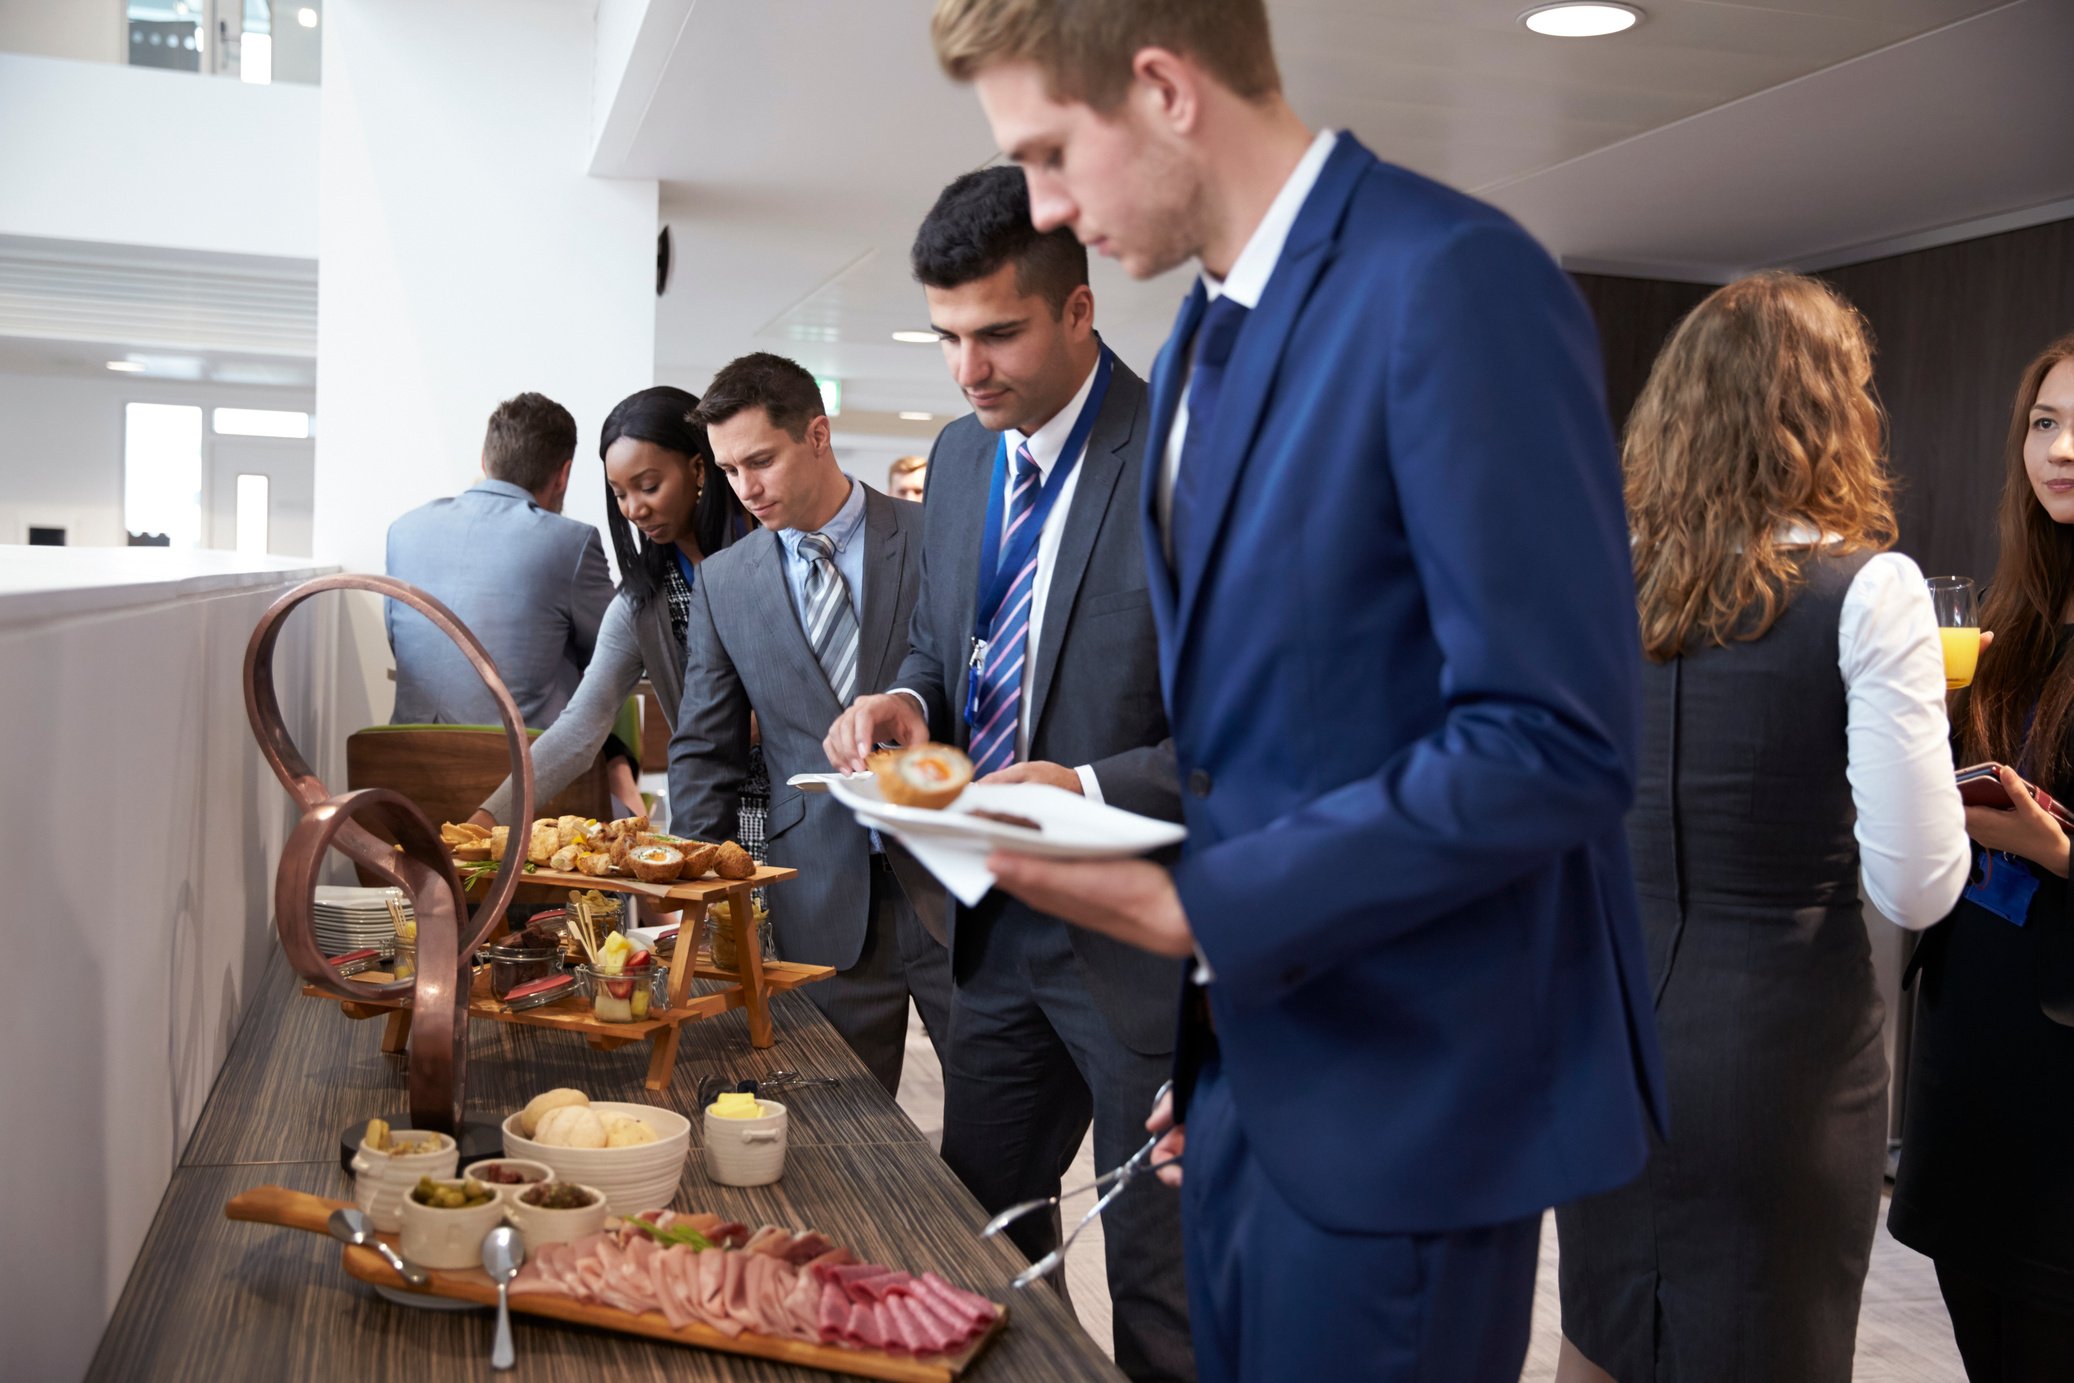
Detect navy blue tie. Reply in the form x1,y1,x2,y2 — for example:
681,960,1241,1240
1169,293,1251,559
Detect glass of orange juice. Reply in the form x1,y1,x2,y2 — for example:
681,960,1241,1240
1927,576,1980,690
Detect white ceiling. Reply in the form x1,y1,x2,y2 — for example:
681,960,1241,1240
0,234,317,385
622,0,2071,422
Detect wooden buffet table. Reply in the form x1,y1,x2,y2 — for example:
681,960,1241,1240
87,947,1123,1382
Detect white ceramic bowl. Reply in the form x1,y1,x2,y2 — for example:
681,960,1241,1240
500,1101,690,1216
461,1157,555,1206
398,1178,508,1271
703,1098,787,1187
505,1181,609,1253
349,1131,459,1234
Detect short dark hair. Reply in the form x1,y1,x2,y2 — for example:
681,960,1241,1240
695,353,826,440
481,392,578,493
911,166,1088,315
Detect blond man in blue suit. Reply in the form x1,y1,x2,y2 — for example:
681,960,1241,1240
930,3,1669,1379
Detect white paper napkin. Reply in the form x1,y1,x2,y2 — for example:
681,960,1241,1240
866,816,998,907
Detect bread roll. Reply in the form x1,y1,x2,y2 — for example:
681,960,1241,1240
535,1104,608,1149
603,1114,659,1147
518,1087,589,1137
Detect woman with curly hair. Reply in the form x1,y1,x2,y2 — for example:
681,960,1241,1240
1555,272,1969,1382
1889,332,2074,1379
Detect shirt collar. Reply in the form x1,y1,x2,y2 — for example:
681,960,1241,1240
472,477,537,505
1203,128,1339,309
779,476,864,560
1003,353,1102,481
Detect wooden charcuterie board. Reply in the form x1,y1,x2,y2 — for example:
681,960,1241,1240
226,1185,1007,1382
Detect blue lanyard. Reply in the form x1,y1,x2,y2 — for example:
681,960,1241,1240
963,345,1114,727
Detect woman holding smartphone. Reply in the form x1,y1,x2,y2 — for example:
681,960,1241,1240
1556,273,1969,1383
1890,332,2074,1378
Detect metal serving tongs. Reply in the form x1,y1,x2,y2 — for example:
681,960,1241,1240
982,1080,1180,1289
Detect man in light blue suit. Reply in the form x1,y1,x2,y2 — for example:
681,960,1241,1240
932,2,1668,1378
386,391,615,731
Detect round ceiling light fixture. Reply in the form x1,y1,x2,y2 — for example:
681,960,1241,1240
1521,3,1642,37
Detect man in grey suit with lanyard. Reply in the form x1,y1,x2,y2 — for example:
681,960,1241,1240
670,353,952,1097
825,167,1192,1382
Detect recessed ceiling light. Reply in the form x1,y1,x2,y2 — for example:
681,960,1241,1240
891,331,939,344
106,360,146,372
1521,3,1641,37
898,411,934,422
297,6,318,26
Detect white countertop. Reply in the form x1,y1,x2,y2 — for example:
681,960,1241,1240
0,545,340,628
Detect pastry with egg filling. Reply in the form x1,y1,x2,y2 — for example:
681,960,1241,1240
873,743,974,810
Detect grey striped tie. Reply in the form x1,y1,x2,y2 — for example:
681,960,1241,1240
798,530,859,705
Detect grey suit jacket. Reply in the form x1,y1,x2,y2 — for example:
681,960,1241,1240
895,359,1186,1055
668,485,929,971
385,479,615,728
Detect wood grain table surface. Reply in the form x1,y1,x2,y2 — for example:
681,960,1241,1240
90,948,1122,1381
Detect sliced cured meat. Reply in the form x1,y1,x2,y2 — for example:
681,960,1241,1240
817,1279,851,1343
817,1261,903,1293
743,1225,792,1257
805,1244,853,1269
905,1283,977,1343
695,1247,729,1324
883,1293,941,1356
848,1299,886,1350
782,1230,837,1265
853,1269,917,1303
919,1272,1000,1326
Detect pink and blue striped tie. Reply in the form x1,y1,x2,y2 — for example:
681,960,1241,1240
969,444,1044,777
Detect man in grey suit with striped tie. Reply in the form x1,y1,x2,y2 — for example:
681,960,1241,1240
823,169,1192,1382
667,352,951,1095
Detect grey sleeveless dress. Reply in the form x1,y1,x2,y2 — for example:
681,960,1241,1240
1557,551,1889,1382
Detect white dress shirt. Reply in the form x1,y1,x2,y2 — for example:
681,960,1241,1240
1792,530,1970,929
897,357,1106,800
1158,128,1339,554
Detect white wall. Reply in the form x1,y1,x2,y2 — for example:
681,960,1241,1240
0,368,316,548
0,0,122,64
315,0,659,739
0,51,318,258
0,548,333,1383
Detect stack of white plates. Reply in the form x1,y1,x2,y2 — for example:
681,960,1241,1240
312,884,414,956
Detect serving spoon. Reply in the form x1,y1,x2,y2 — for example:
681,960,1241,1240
326,1207,428,1287
482,1224,524,1371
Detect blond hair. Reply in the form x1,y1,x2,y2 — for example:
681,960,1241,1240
1626,271,1895,662
931,0,1279,110
889,455,928,480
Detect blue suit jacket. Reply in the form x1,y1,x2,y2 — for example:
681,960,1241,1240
1148,136,1668,1235
386,479,615,729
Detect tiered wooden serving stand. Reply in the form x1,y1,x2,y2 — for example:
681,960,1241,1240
302,863,833,1090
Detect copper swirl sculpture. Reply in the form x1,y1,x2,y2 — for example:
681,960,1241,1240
243,575,535,1135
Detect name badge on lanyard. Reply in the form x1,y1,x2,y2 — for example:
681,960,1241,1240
962,345,1115,729
1964,847,2038,927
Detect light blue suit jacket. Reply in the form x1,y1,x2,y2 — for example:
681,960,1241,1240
1148,136,1668,1234
385,478,614,729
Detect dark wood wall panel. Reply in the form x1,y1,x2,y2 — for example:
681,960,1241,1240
1570,272,1714,431
1820,219,2074,584
1572,219,2074,588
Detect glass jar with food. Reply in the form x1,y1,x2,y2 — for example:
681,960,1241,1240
481,922,564,1000
575,932,664,1023
704,896,772,973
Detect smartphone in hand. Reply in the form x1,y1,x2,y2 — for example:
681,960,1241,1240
1955,762,2074,827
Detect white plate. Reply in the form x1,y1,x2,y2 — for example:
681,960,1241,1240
828,779,1186,860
